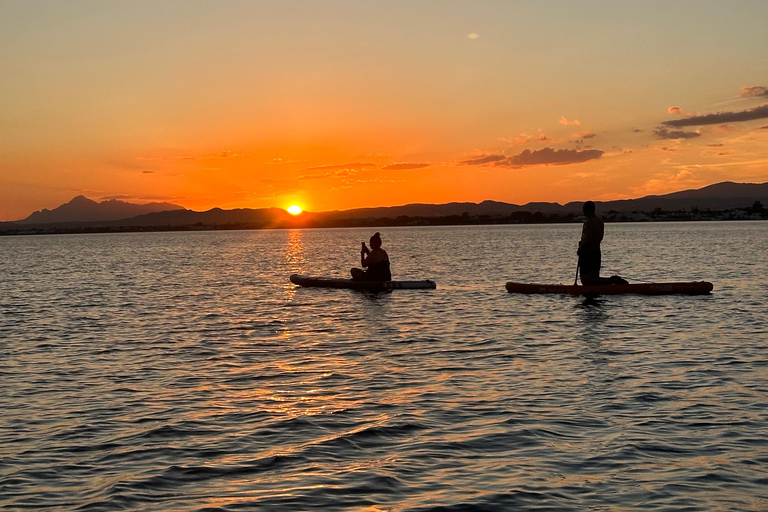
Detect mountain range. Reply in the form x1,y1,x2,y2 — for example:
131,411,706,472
2,181,766,233
15,195,185,224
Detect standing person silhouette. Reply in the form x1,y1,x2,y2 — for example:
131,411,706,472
351,232,391,282
577,201,627,285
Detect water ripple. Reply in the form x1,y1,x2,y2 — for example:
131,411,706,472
1,224,767,511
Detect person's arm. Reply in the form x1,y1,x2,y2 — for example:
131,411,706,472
362,249,384,268
361,242,370,267
578,223,588,253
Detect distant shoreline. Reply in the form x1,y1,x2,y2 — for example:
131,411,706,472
1,208,765,236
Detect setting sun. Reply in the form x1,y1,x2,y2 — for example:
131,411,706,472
287,205,303,215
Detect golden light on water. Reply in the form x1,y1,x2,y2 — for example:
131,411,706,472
287,205,303,215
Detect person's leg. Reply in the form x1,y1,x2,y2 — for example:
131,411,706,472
579,250,610,285
609,275,628,285
350,268,365,281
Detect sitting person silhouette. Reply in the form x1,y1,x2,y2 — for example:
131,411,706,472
577,201,627,285
351,232,391,281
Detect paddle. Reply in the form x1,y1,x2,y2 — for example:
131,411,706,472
573,263,580,286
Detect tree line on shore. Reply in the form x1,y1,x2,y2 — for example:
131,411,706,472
2,202,765,236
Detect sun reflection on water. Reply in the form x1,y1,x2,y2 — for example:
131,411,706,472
283,229,307,300
284,229,306,273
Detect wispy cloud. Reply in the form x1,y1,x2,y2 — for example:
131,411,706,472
380,162,430,170
509,147,602,166
101,194,183,203
499,132,533,146
668,106,686,115
458,154,507,166
559,116,581,126
740,85,768,97
298,169,358,180
500,147,602,167
137,150,245,161
573,131,596,139
304,162,376,171
661,103,768,127
265,157,303,165
461,148,603,167
654,127,702,139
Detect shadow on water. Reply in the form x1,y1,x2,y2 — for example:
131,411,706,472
575,296,610,346
575,296,607,323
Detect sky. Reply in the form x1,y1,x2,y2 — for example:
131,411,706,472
1,0,767,220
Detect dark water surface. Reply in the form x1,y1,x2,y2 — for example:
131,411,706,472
2,222,767,511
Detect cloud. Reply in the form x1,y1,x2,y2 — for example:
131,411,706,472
573,131,596,139
707,143,724,147
661,103,768,127
305,162,376,171
654,127,702,139
559,116,581,125
265,158,303,165
142,170,156,174
740,86,768,97
632,128,644,133
668,106,685,115
100,194,182,204
499,132,533,146
174,150,243,160
298,169,358,180
458,154,507,166
380,162,430,170
137,150,245,161
495,147,603,167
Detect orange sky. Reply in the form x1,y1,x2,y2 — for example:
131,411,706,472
2,1,768,220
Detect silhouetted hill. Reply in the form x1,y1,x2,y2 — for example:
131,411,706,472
575,181,768,213
109,207,295,227
319,200,565,220
16,195,184,224
1,181,765,235
324,182,768,218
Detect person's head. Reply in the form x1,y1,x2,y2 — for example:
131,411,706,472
583,201,596,216
369,232,382,249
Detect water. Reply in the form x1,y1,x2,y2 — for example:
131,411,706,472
1,222,766,511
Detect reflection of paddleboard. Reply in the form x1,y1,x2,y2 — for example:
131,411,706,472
505,281,713,296
290,274,437,291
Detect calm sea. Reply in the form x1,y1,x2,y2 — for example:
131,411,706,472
1,222,767,511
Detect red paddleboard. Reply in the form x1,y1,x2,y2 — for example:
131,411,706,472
505,281,713,296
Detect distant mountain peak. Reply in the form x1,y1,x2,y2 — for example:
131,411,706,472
69,194,96,204
16,196,185,225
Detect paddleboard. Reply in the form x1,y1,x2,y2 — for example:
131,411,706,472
290,274,437,291
505,281,713,296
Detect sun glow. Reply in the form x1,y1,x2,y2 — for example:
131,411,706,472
287,205,303,215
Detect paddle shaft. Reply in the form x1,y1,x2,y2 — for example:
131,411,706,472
574,261,580,286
